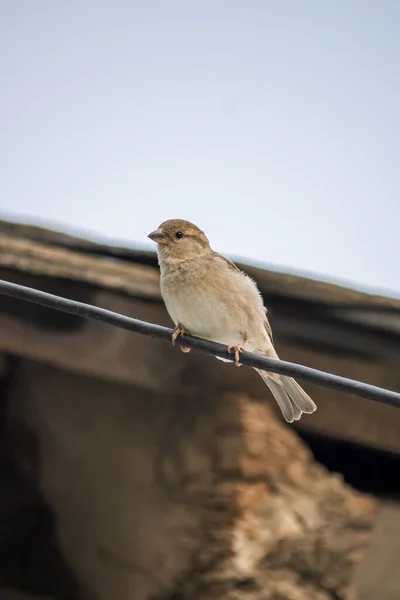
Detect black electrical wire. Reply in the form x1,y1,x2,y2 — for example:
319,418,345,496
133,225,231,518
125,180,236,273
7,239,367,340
0,279,399,408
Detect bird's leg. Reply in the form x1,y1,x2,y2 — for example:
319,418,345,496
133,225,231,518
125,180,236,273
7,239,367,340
171,326,182,346
227,343,247,367
172,324,191,353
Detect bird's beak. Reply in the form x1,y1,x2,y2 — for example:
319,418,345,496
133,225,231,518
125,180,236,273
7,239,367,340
148,228,167,244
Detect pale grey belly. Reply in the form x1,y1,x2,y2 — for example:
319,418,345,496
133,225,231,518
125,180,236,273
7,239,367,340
162,286,245,346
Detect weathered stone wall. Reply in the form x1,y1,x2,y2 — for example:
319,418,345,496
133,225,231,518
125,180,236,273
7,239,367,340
4,359,376,600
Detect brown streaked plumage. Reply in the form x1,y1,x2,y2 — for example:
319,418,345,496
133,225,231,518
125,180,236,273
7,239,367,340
148,219,317,423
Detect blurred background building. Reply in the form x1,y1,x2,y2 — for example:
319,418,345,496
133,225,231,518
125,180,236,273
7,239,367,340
0,219,398,599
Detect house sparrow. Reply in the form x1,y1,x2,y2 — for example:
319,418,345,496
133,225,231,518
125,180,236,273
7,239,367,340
148,219,316,423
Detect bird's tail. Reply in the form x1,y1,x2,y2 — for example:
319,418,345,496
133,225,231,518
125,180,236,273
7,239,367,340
254,367,317,423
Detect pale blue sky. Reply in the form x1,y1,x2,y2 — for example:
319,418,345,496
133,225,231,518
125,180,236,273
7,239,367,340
1,1,399,295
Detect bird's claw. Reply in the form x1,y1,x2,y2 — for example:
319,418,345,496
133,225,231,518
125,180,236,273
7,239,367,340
172,326,191,353
228,344,246,367
171,328,182,346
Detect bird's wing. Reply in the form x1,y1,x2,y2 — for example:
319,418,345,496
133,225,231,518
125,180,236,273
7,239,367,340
264,316,274,347
211,251,242,273
212,251,275,347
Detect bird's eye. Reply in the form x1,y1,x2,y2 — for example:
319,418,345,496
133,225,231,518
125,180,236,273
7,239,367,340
175,231,184,239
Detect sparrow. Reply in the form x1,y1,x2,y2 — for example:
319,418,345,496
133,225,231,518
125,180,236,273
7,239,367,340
148,219,317,423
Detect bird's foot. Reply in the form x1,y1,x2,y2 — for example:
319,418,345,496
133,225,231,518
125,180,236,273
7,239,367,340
227,344,247,367
172,325,191,353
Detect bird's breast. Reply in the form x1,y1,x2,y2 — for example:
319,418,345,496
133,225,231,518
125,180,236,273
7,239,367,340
160,277,242,345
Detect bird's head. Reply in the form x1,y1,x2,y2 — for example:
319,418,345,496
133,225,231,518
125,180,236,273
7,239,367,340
148,219,210,262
